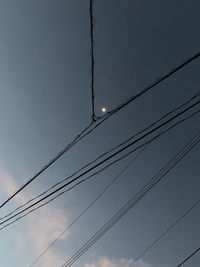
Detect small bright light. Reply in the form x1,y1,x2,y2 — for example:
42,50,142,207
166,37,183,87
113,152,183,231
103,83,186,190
102,107,106,113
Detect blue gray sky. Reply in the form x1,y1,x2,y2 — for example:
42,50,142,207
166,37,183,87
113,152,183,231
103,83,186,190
0,1,199,267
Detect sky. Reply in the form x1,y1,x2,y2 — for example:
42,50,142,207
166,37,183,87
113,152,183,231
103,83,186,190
0,0,200,267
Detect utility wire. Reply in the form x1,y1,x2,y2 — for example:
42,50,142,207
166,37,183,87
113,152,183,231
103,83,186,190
0,52,199,209
28,145,148,267
1,91,199,221
177,247,200,266
0,116,188,231
0,100,199,227
62,130,200,267
89,0,96,122
0,106,200,232
128,198,200,266
63,136,200,267
29,121,171,266
63,133,200,267
63,131,200,266
106,53,200,118
0,122,92,208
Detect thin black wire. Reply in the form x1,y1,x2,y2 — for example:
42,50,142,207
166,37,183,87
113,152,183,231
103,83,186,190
29,122,169,266
177,247,200,266
0,122,92,209
63,136,200,267
89,0,96,122
128,198,200,266
62,130,200,267
63,133,200,267
0,52,199,209
96,53,200,119
64,131,200,266
1,106,200,232
106,53,200,118
1,91,199,221
28,145,148,267
0,127,175,231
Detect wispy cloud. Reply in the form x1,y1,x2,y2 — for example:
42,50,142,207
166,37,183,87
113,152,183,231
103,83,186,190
85,258,151,267
26,205,68,267
0,166,165,267
0,164,69,267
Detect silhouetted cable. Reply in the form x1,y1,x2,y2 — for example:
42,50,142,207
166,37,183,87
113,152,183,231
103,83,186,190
106,52,200,118
0,122,92,209
0,52,199,209
89,0,96,122
28,146,148,267
62,130,200,267
0,106,200,231
64,138,200,267
1,92,199,221
63,133,200,267
177,247,200,266
128,198,200,266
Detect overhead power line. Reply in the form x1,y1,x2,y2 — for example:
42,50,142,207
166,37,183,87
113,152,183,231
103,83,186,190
0,99,199,227
177,247,200,266
128,198,200,266
0,104,199,232
28,123,172,267
61,129,200,267
105,52,200,117
0,122,92,208
28,145,148,267
0,51,199,209
89,0,96,122
1,91,199,222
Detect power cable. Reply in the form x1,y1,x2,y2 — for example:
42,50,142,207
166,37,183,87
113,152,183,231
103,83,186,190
0,106,199,232
28,145,148,267
89,0,96,122
177,247,200,266
0,122,92,208
1,92,199,221
128,198,200,266
62,130,200,267
0,52,199,209
62,132,200,267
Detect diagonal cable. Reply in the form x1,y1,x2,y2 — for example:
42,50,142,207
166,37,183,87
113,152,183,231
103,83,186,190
0,52,199,209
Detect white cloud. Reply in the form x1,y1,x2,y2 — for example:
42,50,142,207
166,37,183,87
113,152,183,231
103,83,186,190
0,165,69,267
0,166,162,267
27,204,68,267
85,258,151,267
